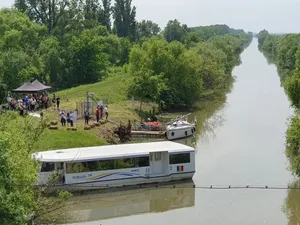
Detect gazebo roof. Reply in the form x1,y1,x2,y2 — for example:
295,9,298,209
31,79,52,91
12,80,52,93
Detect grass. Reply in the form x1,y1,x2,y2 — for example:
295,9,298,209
33,129,107,152
32,68,157,152
55,69,156,123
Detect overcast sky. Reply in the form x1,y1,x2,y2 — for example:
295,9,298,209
1,0,299,33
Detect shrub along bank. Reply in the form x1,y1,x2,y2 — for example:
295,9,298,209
258,30,300,177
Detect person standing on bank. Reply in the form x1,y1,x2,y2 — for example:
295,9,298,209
70,111,74,127
104,105,108,120
95,107,100,123
56,96,61,110
100,104,104,119
84,110,90,125
60,110,66,126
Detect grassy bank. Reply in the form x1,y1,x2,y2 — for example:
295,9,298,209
33,129,107,151
32,65,235,152
55,69,156,123
33,69,157,152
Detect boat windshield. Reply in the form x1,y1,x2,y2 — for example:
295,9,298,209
172,120,189,126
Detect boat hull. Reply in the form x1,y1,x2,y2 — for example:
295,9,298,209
41,172,195,193
166,126,196,140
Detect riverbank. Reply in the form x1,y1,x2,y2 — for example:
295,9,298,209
32,75,231,152
257,31,300,177
58,39,297,225
31,35,252,152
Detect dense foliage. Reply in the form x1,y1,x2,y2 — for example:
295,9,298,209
0,112,71,225
0,3,252,106
190,24,251,40
258,30,300,177
129,33,252,109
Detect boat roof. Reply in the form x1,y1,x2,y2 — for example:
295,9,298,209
32,141,194,163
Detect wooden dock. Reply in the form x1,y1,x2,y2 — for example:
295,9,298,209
131,130,166,138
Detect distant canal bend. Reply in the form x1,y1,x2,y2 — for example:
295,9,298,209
65,39,299,225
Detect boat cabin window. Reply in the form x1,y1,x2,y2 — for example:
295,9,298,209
66,156,150,174
169,153,190,164
40,162,55,172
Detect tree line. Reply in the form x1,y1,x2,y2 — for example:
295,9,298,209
257,30,300,177
0,1,255,224
0,1,252,109
129,32,252,109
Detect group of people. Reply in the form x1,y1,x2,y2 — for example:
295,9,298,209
84,104,108,125
7,93,50,116
6,91,110,128
59,110,77,127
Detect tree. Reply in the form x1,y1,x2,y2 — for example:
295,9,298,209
64,28,110,87
257,29,269,49
209,35,242,74
0,112,72,224
112,0,137,40
119,37,132,65
0,9,45,93
99,0,112,31
14,0,69,33
0,50,39,91
136,20,161,40
285,114,300,176
163,19,188,43
129,39,203,109
192,42,227,95
129,70,167,107
183,32,204,48
39,36,62,85
285,73,300,108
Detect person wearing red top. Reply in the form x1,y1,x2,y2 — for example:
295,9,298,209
95,107,100,123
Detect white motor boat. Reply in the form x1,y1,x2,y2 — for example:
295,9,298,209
166,115,196,140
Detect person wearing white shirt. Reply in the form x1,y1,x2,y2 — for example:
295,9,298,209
104,105,108,120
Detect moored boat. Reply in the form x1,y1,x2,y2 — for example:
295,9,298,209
32,141,195,193
166,114,196,140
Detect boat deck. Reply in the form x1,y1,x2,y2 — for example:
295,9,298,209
130,130,166,138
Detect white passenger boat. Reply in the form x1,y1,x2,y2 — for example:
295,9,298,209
166,114,196,140
32,141,195,192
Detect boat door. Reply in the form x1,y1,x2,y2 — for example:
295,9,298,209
150,151,169,175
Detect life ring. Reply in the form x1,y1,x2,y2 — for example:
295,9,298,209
185,131,188,136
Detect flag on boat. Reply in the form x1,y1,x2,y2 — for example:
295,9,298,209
177,165,184,172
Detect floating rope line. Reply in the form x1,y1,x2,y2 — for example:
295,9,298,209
11,183,300,190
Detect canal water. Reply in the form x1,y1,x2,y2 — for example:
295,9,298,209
65,39,300,225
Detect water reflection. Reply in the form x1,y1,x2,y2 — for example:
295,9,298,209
66,182,195,223
173,136,196,147
187,98,228,145
283,179,300,225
